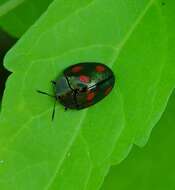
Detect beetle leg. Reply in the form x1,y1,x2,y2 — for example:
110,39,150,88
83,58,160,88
52,100,57,121
51,80,56,85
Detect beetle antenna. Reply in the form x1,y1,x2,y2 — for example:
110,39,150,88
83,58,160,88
52,100,57,121
36,90,56,98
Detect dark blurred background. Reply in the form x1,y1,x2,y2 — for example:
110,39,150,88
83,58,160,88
0,29,17,101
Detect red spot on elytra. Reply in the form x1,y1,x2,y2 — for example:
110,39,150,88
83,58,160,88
104,87,112,95
96,65,105,72
71,66,82,73
79,75,90,83
87,91,95,101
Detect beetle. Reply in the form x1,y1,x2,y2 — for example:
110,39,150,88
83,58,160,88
37,62,115,119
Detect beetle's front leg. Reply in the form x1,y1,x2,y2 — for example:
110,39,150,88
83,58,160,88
51,80,56,85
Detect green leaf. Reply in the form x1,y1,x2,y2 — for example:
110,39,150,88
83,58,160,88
0,0,24,17
0,0,175,189
0,0,53,37
101,89,175,190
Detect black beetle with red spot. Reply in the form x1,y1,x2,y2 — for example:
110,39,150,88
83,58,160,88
37,62,115,119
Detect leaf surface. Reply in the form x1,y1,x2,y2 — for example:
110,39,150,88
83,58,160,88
0,0,53,37
101,89,175,190
0,0,175,189
0,0,24,17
